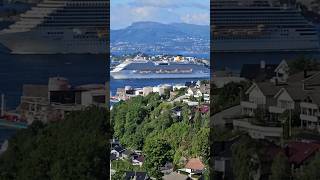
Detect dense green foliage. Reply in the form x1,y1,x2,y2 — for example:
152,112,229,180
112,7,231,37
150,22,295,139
111,93,209,176
270,152,291,180
212,81,250,114
143,136,173,179
231,136,261,180
300,153,320,180
0,106,109,180
288,56,319,75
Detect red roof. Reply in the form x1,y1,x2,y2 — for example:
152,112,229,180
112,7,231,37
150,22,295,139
185,158,205,170
286,141,320,165
199,106,209,113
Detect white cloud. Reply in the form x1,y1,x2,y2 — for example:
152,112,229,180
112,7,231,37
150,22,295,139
111,0,209,29
111,4,159,29
180,13,209,25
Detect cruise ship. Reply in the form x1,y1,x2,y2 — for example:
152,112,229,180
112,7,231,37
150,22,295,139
212,0,320,52
0,0,108,54
110,57,210,79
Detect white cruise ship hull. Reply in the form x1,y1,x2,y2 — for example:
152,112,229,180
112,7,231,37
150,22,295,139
0,30,107,54
111,71,210,79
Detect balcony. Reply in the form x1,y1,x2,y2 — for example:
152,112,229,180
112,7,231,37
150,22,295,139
241,101,257,109
300,114,318,122
233,119,282,139
300,102,318,109
269,106,285,114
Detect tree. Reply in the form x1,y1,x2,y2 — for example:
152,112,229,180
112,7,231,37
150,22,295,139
181,104,190,123
143,136,173,179
0,106,109,180
288,56,318,75
300,153,320,180
270,152,291,180
231,135,259,180
191,128,210,162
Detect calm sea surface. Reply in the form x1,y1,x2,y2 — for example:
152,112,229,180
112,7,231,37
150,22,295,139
214,51,320,72
0,53,106,108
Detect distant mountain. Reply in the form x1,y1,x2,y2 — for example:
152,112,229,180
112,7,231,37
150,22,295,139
110,21,209,56
111,21,209,43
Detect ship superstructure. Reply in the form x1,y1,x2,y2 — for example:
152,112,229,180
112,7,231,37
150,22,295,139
212,0,320,52
110,56,210,79
0,0,108,54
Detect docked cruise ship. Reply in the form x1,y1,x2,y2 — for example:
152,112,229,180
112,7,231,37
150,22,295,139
212,0,320,52
0,0,108,54
110,57,210,79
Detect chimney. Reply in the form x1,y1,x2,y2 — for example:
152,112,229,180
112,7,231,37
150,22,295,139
260,60,266,69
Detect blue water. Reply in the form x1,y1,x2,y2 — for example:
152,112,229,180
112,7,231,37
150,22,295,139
214,51,320,72
0,53,106,109
0,127,16,145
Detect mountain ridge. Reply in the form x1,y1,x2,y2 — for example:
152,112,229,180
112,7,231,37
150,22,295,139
110,21,209,55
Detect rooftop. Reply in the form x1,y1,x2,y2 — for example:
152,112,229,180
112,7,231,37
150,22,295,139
185,158,205,171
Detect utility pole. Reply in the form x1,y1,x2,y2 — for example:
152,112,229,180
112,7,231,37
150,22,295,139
1,94,4,117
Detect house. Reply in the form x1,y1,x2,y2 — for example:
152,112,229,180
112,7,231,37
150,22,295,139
238,61,320,138
285,141,320,169
18,77,106,124
187,87,202,98
241,81,282,117
199,84,210,102
172,106,182,118
160,162,174,175
124,171,149,180
132,154,144,166
178,158,205,177
270,60,290,84
122,149,134,159
198,105,209,114
111,145,125,159
299,72,320,131
110,153,117,161
162,172,191,180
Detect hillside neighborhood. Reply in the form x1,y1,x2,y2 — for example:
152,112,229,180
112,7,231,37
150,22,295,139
212,58,320,179
110,80,210,180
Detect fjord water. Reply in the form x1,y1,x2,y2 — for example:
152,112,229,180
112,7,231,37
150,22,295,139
214,51,320,72
0,53,106,109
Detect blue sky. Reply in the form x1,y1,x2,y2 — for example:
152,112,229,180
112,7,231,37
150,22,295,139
111,0,210,30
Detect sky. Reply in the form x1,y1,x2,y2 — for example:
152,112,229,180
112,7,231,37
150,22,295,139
111,0,210,30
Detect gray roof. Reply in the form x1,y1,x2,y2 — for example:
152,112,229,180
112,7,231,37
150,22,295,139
305,72,320,86
162,172,190,180
125,171,149,180
255,82,282,96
